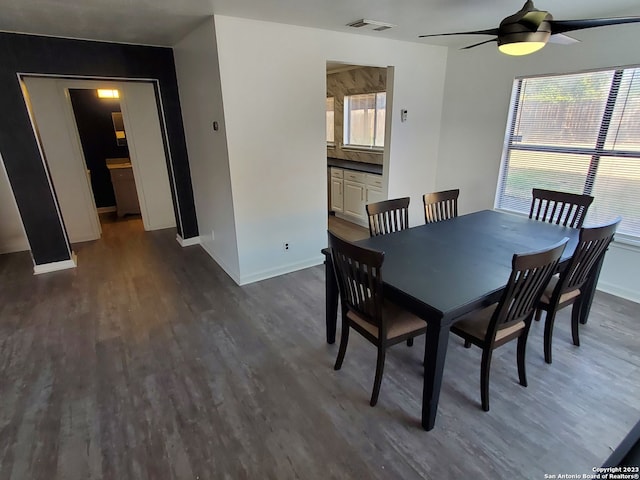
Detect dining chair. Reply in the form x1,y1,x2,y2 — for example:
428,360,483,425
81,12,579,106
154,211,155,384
529,188,594,228
423,189,459,224
450,237,568,411
366,197,410,237
328,231,428,407
535,217,621,364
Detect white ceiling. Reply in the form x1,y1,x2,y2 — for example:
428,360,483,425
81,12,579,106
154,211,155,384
1,0,639,47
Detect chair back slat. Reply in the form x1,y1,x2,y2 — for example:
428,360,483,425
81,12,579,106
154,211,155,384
366,197,410,237
423,189,459,224
556,217,621,295
328,231,385,331
530,188,594,228
487,238,568,341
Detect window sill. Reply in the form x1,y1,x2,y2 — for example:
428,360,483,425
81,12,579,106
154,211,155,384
340,145,384,154
611,234,640,251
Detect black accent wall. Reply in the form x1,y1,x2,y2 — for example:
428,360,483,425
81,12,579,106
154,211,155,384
0,32,198,265
69,89,128,208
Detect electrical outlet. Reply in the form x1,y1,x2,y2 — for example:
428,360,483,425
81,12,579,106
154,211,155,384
283,242,289,252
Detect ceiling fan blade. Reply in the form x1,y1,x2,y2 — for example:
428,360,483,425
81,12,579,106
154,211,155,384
419,28,499,38
547,33,580,45
461,38,498,50
550,17,640,35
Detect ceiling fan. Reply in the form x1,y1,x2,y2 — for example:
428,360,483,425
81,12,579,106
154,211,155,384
419,0,640,56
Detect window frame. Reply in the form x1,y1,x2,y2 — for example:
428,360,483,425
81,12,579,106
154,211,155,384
343,91,386,150
495,66,640,245
326,96,335,147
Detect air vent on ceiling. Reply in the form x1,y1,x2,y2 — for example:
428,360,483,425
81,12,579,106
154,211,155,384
346,19,396,31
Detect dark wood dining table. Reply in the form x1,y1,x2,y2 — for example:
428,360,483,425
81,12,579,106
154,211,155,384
323,209,594,431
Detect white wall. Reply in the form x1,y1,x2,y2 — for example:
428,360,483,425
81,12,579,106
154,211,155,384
213,15,448,284
0,159,29,253
436,25,640,303
174,18,241,282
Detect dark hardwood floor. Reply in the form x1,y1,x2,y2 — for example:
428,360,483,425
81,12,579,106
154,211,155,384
0,217,638,479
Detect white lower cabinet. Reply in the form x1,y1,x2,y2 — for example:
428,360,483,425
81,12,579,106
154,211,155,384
330,177,343,212
366,186,385,205
329,166,385,228
329,167,344,213
344,180,366,221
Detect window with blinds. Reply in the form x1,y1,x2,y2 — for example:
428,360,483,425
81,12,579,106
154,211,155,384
496,67,640,240
344,92,386,148
326,97,335,144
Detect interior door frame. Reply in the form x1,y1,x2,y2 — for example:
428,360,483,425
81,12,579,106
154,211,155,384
17,73,182,246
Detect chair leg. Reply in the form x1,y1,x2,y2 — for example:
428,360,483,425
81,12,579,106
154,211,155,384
464,340,471,349
406,337,414,347
517,333,528,388
543,309,557,364
571,301,581,347
334,320,350,370
480,349,493,412
534,308,542,322
370,346,386,407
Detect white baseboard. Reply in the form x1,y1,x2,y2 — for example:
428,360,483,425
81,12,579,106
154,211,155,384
199,241,241,285
33,252,77,275
97,206,117,213
239,256,324,286
176,234,200,247
596,283,640,305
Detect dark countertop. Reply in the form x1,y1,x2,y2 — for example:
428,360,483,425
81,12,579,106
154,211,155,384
327,158,382,175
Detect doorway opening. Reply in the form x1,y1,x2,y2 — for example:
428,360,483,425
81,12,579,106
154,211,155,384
19,75,178,261
325,62,392,241
68,88,142,229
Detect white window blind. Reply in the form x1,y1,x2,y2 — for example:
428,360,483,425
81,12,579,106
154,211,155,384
496,67,640,239
326,97,335,144
344,92,386,147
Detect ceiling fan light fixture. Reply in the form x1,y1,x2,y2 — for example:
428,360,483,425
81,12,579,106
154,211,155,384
498,40,546,56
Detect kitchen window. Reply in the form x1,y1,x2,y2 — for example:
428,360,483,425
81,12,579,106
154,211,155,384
326,97,335,145
496,67,640,241
344,92,386,148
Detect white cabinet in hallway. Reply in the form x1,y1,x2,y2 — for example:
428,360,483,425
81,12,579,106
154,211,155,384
330,167,343,213
329,166,384,228
344,179,366,221
365,173,384,205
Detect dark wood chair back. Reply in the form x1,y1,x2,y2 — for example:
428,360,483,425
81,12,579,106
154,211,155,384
366,197,410,237
529,188,594,228
555,217,621,296
487,238,568,343
328,231,385,332
423,189,459,224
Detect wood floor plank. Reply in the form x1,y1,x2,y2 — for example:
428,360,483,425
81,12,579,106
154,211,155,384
0,216,638,479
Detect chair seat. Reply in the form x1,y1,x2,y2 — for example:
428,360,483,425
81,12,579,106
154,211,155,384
452,303,525,342
539,275,581,305
347,302,427,340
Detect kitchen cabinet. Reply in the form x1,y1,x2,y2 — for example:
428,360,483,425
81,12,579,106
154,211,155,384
343,170,367,223
344,179,366,221
365,173,384,205
329,167,343,213
329,166,384,227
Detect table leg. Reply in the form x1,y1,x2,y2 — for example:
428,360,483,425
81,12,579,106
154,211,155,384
422,322,450,431
325,256,338,344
